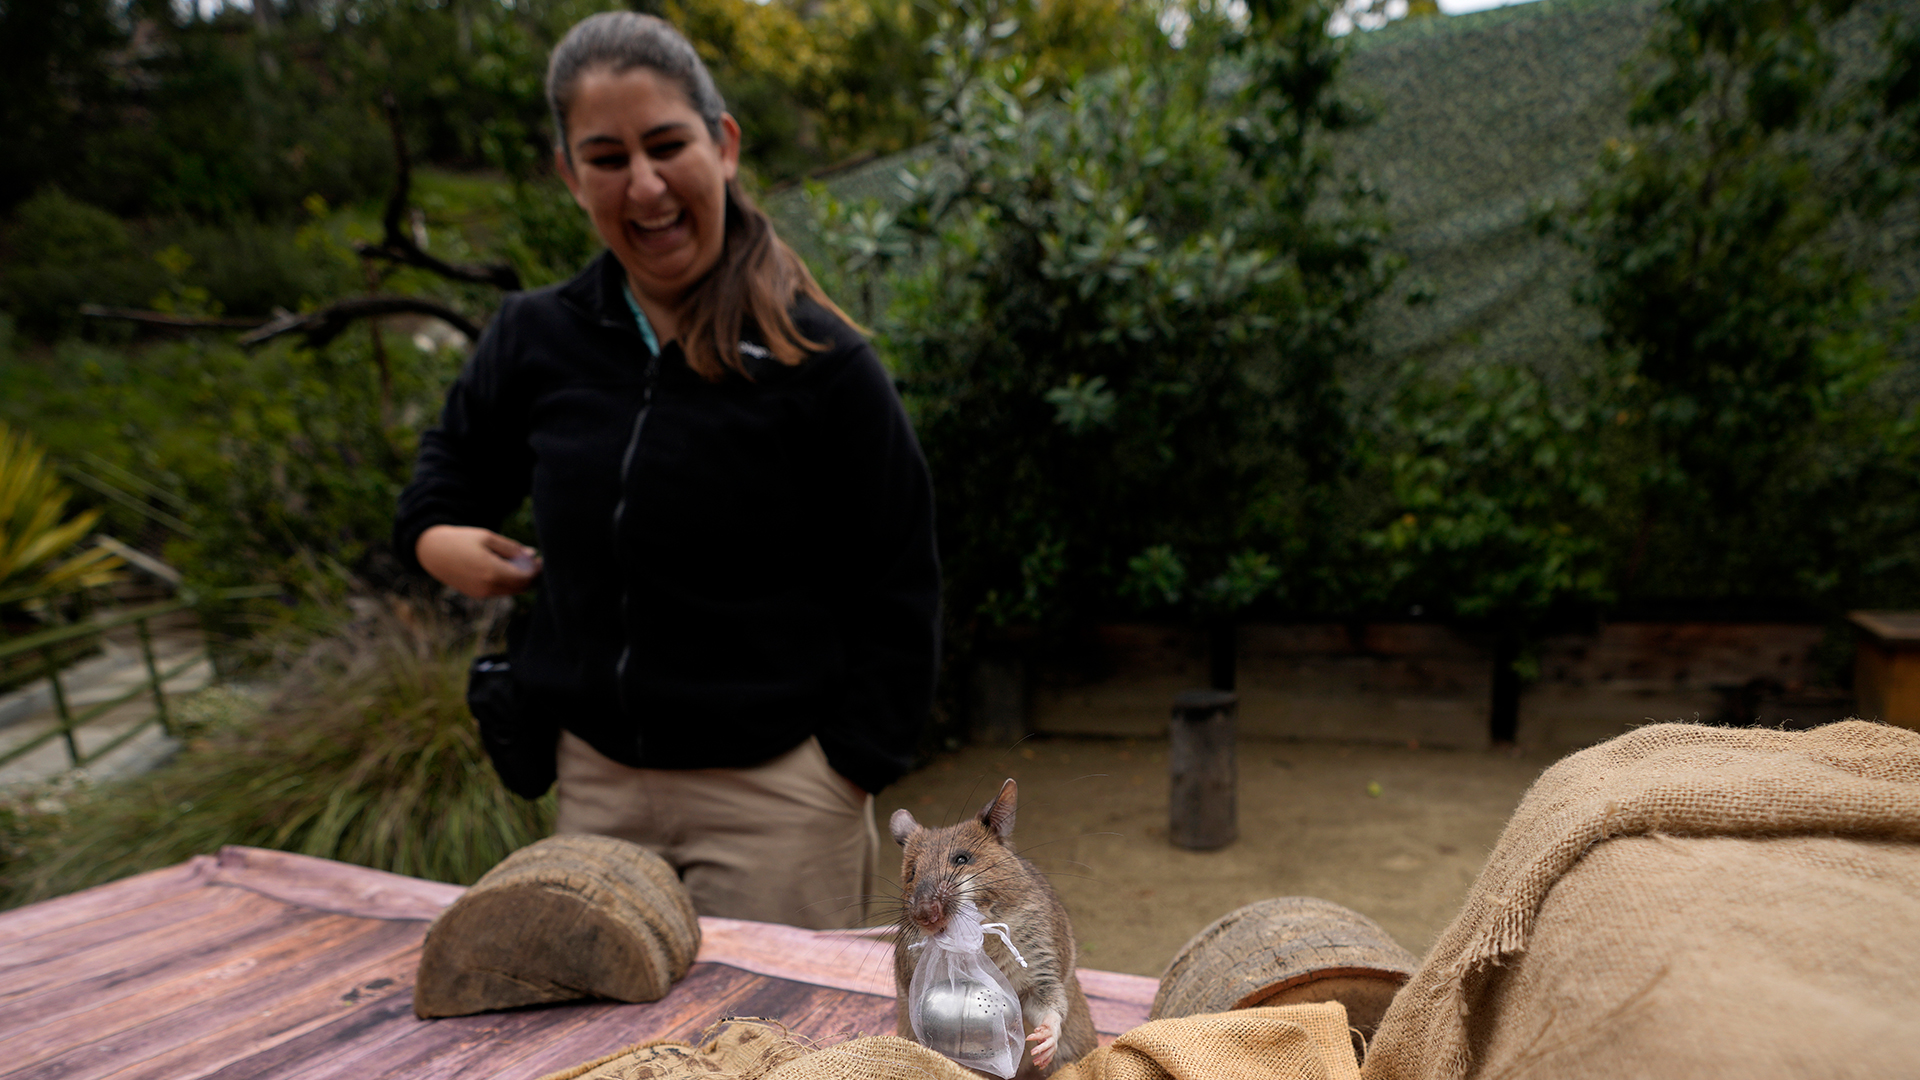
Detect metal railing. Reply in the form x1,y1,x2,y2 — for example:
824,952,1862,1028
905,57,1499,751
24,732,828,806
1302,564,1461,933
0,586,279,770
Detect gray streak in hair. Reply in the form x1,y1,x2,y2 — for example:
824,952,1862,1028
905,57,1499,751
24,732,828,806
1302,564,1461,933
546,12,726,164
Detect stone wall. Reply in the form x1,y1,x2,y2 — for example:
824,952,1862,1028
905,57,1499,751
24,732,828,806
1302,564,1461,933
1019,622,1849,752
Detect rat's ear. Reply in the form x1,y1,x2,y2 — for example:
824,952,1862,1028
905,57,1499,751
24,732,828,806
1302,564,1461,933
978,778,1017,841
889,808,921,847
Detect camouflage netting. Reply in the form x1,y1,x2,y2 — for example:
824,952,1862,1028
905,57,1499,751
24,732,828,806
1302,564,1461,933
769,0,1919,405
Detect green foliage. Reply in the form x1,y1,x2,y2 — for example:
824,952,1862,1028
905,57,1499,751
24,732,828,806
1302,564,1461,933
0,190,164,338
1364,364,1615,623
5,326,454,601
1563,0,1917,602
496,178,603,289
0,607,554,910
0,421,125,613
817,1,1392,640
0,189,373,340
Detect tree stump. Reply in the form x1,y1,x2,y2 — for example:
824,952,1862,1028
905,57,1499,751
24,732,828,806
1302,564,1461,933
1151,896,1419,1043
1169,689,1237,850
412,833,701,1018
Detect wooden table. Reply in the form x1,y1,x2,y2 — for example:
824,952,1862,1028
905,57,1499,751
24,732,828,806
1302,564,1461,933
0,846,1157,1079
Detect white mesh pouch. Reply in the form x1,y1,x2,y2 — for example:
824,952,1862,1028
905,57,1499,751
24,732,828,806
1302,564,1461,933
906,899,1028,1078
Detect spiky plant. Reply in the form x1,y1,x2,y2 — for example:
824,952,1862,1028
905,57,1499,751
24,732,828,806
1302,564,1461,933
1,601,553,909
0,420,124,611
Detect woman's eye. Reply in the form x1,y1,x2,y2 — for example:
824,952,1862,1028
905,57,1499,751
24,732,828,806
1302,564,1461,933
951,852,971,866
587,153,628,170
647,140,687,159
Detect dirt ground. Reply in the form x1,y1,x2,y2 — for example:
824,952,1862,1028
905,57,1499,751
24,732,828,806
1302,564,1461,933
879,734,1560,979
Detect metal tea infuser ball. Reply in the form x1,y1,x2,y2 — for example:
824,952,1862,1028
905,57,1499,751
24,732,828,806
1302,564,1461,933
918,976,1019,1059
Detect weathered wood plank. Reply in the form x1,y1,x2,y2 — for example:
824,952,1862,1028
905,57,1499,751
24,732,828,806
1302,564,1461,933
418,970,896,1080
3,918,417,1080
0,896,323,1029
356,1000,672,1080
1080,970,1157,1038
312,964,765,1080
202,847,461,922
0,849,1162,1080
694,918,897,998
81,937,423,1080
252,997,626,1080
0,859,212,949
1085,992,1151,1041
727,978,897,1042
1,885,262,976
480,1004,690,1080
193,991,429,1080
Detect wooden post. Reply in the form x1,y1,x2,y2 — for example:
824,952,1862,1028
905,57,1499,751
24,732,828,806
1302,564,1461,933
41,646,79,766
1169,689,1237,850
136,617,173,736
969,652,1029,748
1850,611,1920,729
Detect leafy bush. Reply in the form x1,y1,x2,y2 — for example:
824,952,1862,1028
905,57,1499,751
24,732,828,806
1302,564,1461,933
1365,363,1615,625
496,178,603,290
0,603,552,910
1561,0,1919,604
4,325,457,602
816,0,1393,643
0,190,165,338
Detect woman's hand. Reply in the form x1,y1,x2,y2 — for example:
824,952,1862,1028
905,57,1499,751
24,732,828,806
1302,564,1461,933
416,525,542,598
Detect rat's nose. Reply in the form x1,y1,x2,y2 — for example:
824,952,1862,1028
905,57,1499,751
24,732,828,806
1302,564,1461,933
911,890,948,934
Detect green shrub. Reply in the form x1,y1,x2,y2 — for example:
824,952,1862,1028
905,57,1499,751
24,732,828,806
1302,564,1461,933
0,189,163,338
817,1,1394,639
0,604,552,910
5,325,457,601
496,178,602,290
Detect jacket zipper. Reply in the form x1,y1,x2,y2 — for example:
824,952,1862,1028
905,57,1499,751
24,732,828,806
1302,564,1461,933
612,350,659,722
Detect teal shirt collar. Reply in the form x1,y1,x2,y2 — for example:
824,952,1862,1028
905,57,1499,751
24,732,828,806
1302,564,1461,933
620,282,661,358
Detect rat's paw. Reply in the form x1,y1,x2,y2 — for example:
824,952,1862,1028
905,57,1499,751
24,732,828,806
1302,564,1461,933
1027,1014,1061,1070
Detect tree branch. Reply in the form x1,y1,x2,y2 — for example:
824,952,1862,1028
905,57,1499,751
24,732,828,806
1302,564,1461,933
79,305,264,330
353,90,523,292
238,296,482,350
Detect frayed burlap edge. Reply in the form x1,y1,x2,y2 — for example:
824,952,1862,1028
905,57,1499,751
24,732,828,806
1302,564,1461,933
1362,719,1920,1080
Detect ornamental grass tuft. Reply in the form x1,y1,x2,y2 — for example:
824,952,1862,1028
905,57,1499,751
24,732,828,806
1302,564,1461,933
0,600,552,910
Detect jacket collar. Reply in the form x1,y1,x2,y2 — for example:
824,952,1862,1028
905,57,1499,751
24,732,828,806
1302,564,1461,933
557,251,639,336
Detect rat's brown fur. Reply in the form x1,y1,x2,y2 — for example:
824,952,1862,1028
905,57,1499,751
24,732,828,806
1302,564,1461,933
890,779,1096,1079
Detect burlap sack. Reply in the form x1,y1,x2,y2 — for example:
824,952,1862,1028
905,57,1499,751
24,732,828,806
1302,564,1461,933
542,1003,1361,1080
1363,720,1920,1080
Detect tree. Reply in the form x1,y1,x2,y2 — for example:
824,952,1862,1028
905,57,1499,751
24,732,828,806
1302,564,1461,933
815,0,1392,685
1564,0,1887,600
1364,364,1615,741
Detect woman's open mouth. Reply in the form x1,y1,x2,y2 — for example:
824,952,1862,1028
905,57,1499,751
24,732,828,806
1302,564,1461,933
633,210,684,233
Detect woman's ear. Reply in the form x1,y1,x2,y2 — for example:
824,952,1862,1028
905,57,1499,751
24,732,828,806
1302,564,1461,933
718,113,741,183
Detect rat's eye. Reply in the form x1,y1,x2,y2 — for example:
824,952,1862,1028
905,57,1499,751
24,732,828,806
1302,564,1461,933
951,852,972,866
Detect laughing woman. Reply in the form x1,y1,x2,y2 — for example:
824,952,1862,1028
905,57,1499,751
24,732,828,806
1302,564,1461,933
394,11,940,930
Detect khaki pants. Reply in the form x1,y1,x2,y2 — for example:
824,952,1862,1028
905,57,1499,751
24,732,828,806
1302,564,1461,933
554,730,880,930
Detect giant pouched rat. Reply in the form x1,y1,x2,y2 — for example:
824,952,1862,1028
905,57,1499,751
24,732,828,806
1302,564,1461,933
890,778,1097,1078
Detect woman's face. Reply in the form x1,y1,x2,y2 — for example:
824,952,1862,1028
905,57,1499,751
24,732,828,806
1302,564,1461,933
557,65,740,312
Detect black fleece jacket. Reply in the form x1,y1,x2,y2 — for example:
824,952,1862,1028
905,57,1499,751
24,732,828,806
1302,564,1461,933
394,252,939,793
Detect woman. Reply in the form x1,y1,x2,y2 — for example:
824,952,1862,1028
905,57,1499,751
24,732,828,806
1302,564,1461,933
394,11,940,930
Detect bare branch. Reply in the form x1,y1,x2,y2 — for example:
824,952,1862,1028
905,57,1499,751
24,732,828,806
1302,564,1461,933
354,90,523,292
80,305,263,330
239,296,482,350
